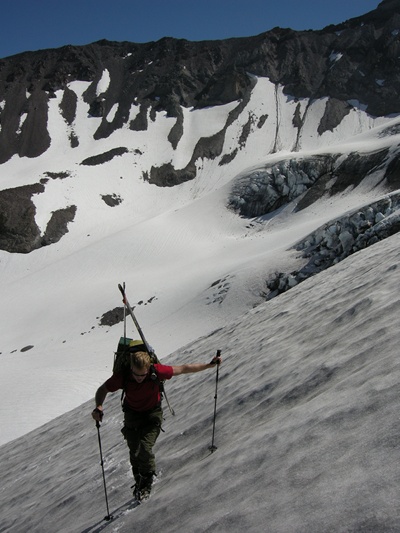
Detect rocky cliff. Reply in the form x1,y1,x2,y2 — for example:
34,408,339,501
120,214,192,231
0,0,399,163
0,0,400,254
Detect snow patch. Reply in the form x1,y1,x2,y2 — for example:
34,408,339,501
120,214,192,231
106,103,119,122
16,112,28,134
329,51,343,63
96,69,111,96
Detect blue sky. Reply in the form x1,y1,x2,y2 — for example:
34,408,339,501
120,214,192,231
0,0,381,59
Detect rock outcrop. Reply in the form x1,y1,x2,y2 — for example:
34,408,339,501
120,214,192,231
0,184,76,253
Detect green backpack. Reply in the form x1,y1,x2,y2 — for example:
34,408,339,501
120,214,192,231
113,337,160,374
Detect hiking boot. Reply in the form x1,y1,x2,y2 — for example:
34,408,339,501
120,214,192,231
138,485,152,501
133,473,154,501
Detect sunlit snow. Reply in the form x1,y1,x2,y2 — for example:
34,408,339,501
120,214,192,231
1,71,400,532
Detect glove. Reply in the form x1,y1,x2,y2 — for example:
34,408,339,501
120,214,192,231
92,407,104,422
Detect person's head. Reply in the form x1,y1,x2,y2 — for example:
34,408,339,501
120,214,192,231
130,351,151,382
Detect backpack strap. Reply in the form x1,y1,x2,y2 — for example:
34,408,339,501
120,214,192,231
149,364,165,395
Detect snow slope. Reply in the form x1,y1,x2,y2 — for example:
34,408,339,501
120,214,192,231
1,74,398,446
0,33,399,527
1,232,400,532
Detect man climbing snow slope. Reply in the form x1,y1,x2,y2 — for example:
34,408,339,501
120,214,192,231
92,347,222,500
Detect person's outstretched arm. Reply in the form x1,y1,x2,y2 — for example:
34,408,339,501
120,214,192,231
172,354,222,376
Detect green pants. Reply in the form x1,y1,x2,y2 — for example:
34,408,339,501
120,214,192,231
121,405,163,478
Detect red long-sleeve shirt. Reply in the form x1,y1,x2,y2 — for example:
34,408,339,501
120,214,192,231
105,363,173,412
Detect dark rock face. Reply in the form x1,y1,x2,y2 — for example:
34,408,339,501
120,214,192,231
101,194,122,207
99,306,124,327
385,153,400,189
80,147,128,166
41,205,77,246
0,184,43,253
0,183,77,253
0,1,398,164
148,126,227,186
317,99,352,135
149,162,197,187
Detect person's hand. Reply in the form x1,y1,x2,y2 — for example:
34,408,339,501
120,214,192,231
210,355,222,365
92,407,104,422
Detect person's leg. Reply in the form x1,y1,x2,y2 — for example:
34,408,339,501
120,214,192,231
121,410,143,482
135,407,163,497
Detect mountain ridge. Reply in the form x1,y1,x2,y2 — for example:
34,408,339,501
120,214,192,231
0,0,399,165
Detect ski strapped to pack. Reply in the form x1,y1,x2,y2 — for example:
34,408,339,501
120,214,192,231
118,283,175,416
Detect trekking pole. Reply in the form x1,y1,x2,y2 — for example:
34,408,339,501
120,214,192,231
118,283,176,416
209,349,221,453
123,282,127,342
95,421,113,521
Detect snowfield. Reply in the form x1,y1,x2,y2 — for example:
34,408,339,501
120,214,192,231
1,69,400,532
1,233,400,532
